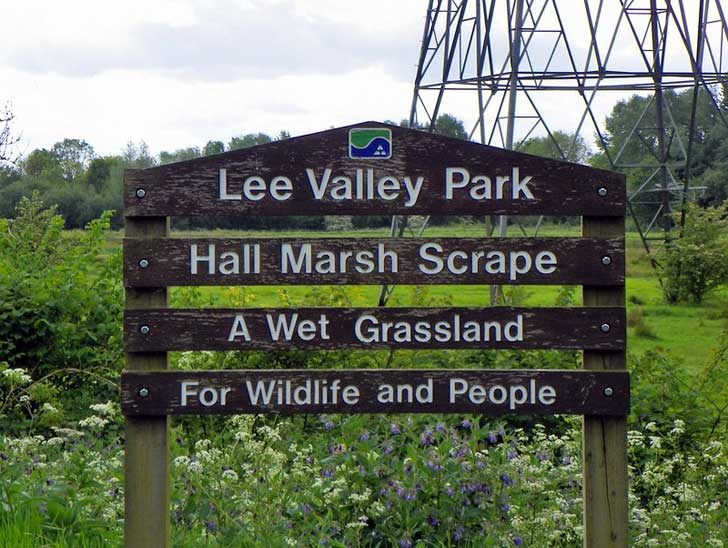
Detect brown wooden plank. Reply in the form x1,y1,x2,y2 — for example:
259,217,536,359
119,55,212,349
124,122,625,217
121,369,629,416
124,217,170,547
124,307,625,352
582,215,628,547
124,237,624,287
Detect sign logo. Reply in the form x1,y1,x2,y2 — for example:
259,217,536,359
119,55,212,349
349,128,392,159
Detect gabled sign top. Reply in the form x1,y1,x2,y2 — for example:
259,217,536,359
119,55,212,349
124,121,625,218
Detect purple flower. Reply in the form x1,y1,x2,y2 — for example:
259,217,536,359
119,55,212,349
562,456,573,466
488,431,498,444
301,503,312,513
359,431,370,442
427,460,443,472
461,419,472,430
205,521,217,533
453,525,465,542
383,444,394,455
445,485,456,497
321,467,335,479
0,452,8,461
500,473,513,486
428,515,440,527
323,420,335,431
390,423,402,435
420,429,434,446
400,537,413,548
435,422,446,433
501,503,510,512
507,449,518,460
513,535,524,546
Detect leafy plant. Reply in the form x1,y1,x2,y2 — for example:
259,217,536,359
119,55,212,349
658,200,728,303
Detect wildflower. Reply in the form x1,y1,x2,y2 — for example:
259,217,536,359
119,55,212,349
323,420,335,431
205,521,217,533
321,467,335,479
359,431,370,442
513,535,524,545
507,449,518,460
488,431,498,444
428,515,440,527
383,444,394,455
501,473,513,486
420,429,434,446
461,419,472,430
502,503,510,512
399,537,413,548
435,422,446,433
390,423,402,435
0,452,8,461
562,456,573,466
427,460,443,472
453,524,465,542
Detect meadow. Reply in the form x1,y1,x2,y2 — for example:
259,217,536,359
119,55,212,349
1,206,726,546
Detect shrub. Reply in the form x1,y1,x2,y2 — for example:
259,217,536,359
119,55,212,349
658,200,728,303
0,193,123,431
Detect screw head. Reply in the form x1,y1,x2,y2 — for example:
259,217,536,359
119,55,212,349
601,256,612,266
139,325,151,335
138,387,150,398
135,188,146,199
600,323,611,333
597,187,608,197
603,387,614,397
138,259,150,269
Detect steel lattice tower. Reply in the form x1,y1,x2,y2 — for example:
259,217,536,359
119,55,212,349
409,0,728,249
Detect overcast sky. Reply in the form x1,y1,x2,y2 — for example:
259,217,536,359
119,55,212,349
2,0,424,157
2,0,719,159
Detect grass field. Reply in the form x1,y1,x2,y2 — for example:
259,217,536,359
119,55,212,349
111,221,728,373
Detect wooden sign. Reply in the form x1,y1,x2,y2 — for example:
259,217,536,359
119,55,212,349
122,369,630,416
124,122,625,218
124,237,624,287
122,121,630,548
124,307,625,352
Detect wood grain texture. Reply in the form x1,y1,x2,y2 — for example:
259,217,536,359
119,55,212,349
124,217,170,548
582,216,628,548
121,369,630,416
124,122,625,217
124,307,625,352
124,237,625,287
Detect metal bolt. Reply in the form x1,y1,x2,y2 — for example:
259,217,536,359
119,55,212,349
600,323,611,333
138,387,150,398
138,258,150,269
601,256,612,266
597,187,608,197
139,325,151,335
603,387,614,397
135,188,147,199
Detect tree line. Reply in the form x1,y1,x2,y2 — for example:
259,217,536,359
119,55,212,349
1,90,727,230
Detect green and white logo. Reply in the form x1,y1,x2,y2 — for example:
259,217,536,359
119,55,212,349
349,128,392,159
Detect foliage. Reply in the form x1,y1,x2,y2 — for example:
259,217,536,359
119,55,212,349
0,101,19,165
0,194,123,432
520,130,591,165
657,200,728,303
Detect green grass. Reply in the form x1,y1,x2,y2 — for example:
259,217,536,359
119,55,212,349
118,221,727,374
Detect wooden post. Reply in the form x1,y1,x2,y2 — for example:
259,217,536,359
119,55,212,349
124,213,170,548
582,214,628,548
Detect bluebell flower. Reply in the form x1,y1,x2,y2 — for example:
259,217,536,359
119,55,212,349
428,515,441,527
427,460,443,472
390,423,402,435
453,525,465,542
507,449,518,460
488,431,498,444
383,444,394,455
321,467,335,479
323,420,335,431
420,429,434,446
399,537,413,548
500,473,513,486
501,503,510,512
435,422,446,433
513,535,524,545
301,503,312,513
359,431,370,442
461,418,472,430
205,520,217,533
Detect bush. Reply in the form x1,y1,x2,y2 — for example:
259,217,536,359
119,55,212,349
0,194,123,432
658,200,728,303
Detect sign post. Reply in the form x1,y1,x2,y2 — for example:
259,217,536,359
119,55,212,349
122,122,628,547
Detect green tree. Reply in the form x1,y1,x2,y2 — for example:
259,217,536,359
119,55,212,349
122,141,156,168
159,147,201,165
83,157,114,192
203,140,225,155
23,148,60,178
51,138,95,181
520,130,591,164
228,133,273,150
